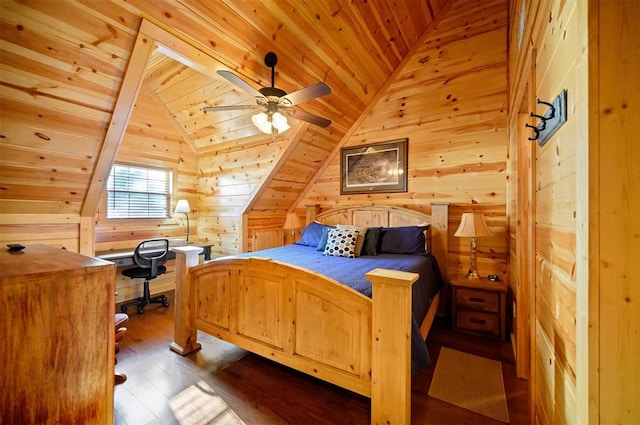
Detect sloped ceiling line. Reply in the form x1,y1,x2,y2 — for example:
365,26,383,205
289,0,456,210
81,18,225,219
145,81,199,154
80,23,156,218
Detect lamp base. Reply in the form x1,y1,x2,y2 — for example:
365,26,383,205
465,237,481,279
464,269,481,279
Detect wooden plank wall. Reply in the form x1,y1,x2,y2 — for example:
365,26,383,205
0,214,82,251
533,2,583,423
0,0,133,217
508,0,586,423
0,0,138,249
197,133,290,257
296,0,509,279
94,83,198,303
588,2,640,423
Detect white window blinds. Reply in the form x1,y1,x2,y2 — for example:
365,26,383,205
107,164,172,219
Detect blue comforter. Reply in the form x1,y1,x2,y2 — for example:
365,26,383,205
233,244,443,375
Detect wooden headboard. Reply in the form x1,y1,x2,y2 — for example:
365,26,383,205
306,204,449,281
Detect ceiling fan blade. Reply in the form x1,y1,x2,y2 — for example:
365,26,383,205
203,105,260,112
217,70,264,98
287,109,332,127
283,82,331,106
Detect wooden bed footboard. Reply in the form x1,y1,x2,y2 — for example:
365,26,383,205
170,249,418,423
170,204,449,425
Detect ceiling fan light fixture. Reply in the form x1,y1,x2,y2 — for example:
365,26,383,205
211,53,331,131
251,112,272,134
251,111,290,135
272,112,290,132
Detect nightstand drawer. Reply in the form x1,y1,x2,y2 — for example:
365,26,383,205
456,310,500,336
456,288,500,313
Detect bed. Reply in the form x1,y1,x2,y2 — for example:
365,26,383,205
170,204,449,424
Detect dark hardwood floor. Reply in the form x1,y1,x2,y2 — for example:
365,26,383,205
114,291,529,425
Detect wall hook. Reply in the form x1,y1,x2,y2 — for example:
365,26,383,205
536,99,556,119
529,89,567,147
530,113,547,130
526,123,539,141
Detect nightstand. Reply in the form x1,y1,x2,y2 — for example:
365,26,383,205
450,275,507,342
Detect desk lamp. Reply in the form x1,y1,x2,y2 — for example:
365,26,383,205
283,213,304,243
454,212,493,279
174,200,191,243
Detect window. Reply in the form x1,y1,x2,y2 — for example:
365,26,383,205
107,163,172,219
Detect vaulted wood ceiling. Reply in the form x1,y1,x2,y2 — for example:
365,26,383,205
0,0,451,216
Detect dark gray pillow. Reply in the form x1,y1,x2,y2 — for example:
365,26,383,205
361,227,382,256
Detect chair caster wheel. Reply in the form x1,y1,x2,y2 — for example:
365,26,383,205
137,306,144,314
120,306,127,313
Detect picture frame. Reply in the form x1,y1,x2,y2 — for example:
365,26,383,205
340,138,408,194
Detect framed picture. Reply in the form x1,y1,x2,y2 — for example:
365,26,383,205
341,138,408,194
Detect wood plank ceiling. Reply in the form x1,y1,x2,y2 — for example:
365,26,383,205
0,0,449,215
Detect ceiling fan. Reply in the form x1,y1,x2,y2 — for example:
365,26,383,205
203,52,331,136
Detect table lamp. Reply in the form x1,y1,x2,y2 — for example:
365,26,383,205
454,212,493,279
283,212,304,242
174,199,191,243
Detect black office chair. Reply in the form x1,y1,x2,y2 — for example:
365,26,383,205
120,239,170,314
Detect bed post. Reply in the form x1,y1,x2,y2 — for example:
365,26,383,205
305,204,319,224
169,246,203,355
430,203,449,282
367,268,419,425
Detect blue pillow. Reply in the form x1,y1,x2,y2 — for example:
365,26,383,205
378,225,428,255
316,225,336,251
296,221,331,247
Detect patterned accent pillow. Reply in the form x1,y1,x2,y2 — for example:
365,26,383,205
336,224,367,256
323,228,360,258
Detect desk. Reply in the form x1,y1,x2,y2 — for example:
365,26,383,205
97,242,212,267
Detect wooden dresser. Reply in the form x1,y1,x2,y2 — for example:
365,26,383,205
0,245,116,424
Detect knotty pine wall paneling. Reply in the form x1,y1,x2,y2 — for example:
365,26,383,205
0,214,82,252
534,2,581,423
510,1,640,422
508,0,584,423
197,134,289,257
506,0,539,383
95,84,198,303
297,0,509,280
586,2,640,423
244,126,337,252
0,0,139,248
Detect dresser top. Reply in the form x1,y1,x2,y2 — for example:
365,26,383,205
0,244,113,280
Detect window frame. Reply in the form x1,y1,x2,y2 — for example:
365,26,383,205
105,162,174,220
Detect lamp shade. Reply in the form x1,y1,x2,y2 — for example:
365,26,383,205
454,213,493,238
283,213,304,230
174,199,191,214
